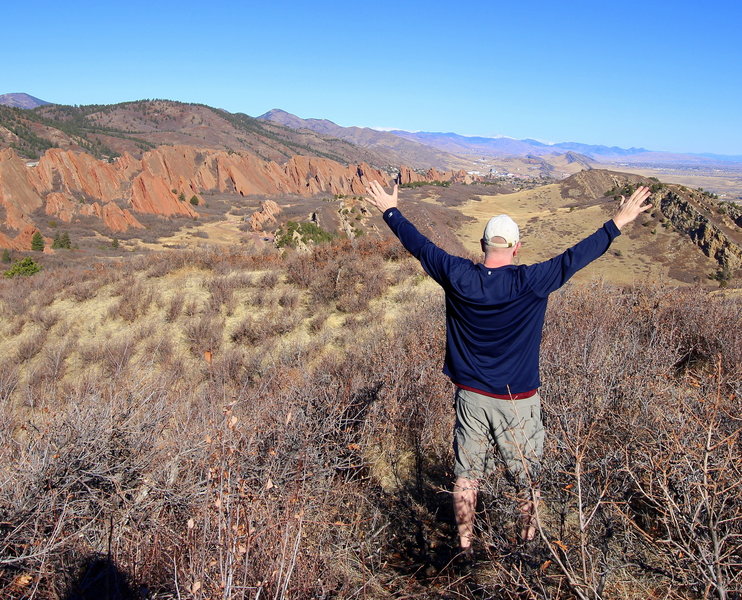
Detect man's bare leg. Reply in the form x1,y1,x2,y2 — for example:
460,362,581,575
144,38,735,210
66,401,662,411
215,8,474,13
518,487,540,541
453,476,479,552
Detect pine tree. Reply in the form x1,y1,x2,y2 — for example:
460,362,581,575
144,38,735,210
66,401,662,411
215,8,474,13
31,231,44,251
1,248,10,263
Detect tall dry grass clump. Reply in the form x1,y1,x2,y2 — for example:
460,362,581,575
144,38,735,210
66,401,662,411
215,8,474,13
0,239,739,599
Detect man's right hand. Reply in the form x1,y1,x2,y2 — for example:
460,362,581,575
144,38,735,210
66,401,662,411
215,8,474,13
613,186,653,230
365,180,398,213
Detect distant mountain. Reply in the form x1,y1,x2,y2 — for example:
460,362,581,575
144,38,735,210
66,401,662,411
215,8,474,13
389,130,548,157
389,130,652,160
0,93,52,109
388,130,742,166
257,109,467,170
550,141,648,157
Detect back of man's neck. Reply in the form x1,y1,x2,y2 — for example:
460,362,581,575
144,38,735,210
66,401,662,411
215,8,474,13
482,257,513,268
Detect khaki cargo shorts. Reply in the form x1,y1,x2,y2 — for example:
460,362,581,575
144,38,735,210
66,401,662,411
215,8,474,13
453,387,544,482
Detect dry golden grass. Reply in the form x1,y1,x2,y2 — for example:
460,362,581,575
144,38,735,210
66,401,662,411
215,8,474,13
455,185,724,286
0,226,740,599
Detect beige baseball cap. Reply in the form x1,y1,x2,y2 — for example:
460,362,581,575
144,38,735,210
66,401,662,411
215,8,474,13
482,214,520,248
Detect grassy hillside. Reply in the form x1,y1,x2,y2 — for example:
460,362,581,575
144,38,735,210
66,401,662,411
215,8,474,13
0,100,396,166
0,236,740,599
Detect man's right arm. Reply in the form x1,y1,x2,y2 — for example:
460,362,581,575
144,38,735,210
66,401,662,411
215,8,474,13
366,181,460,285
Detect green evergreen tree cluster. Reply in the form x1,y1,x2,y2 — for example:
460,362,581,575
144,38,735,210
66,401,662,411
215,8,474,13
1,249,10,263
189,195,200,206
51,232,72,249
4,257,42,278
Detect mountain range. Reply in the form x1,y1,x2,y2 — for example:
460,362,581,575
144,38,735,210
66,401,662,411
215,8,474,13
4,94,740,168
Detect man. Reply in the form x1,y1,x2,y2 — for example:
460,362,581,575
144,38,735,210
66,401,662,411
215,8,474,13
364,180,652,553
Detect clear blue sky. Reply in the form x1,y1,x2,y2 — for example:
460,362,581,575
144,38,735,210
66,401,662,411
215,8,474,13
5,0,741,155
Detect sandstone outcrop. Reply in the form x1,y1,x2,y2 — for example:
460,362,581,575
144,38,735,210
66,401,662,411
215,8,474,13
660,191,742,271
397,165,474,185
86,202,144,232
45,192,143,231
249,200,281,231
0,143,467,245
0,149,44,230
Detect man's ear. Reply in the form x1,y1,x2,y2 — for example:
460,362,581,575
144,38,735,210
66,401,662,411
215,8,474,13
513,241,522,256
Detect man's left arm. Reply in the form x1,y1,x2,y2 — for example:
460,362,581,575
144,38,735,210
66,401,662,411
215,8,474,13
525,186,653,297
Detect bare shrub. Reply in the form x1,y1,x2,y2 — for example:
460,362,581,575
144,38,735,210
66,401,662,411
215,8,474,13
143,335,173,366
66,279,99,302
0,360,19,403
308,310,329,334
29,307,60,330
256,271,279,289
183,299,199,317
109,283,155,323
101,335,137,378
184,314,224,356
205,275,237,315
230,315,267,345
277,289,300,309
16,329,48,363
40,337,74,382
165,292,184,323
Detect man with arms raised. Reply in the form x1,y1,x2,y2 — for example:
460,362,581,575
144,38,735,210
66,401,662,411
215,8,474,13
365,181,652,554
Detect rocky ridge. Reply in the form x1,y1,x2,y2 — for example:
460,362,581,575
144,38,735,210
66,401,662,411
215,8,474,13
659,191,742,271
560,169,742,272
0,145,460,249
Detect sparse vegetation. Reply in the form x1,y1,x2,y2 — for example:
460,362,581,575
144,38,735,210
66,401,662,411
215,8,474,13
0,229,739,599
51,232,71,249
274,220,335,248
400,179,451,189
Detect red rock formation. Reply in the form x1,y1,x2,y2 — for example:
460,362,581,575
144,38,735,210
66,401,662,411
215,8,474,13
249,200,282,231
1,144,448,243
0,149,44,230
45,192,143,231
85,202,144,232
131,172,198,217
397,165,474,185
32,148,127,201
45,192,77,222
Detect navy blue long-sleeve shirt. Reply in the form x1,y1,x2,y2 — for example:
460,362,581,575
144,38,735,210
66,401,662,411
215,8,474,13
383,208,621,395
